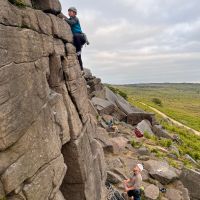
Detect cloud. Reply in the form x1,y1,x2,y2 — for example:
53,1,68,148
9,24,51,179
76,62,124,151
60,0,200,84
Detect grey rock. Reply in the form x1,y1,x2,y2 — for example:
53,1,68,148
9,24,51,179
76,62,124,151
180,168,200,200
92,97,115,115
153,125,173,139
49,14,73,42
138,155,150,161
127,112,155,126
144,160,179,185
107,171,123,184
138,147,151,156
184,154,197,165
84,68,93,79
23,155,67,200
135,120,154,135
165,189,182,200
32,0,62,14
144,184,160,200
0,4,106,199
53,191,66,200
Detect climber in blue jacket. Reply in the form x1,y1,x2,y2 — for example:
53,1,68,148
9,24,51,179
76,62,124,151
59,7,89,72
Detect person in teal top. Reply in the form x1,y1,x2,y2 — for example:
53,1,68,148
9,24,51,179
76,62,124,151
59,7,86,71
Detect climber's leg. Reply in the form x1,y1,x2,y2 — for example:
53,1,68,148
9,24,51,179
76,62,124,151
73,34,84,71
77,53,83,71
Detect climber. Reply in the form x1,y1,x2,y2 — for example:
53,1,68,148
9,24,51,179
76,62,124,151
58,7,89,72
123,164,143,200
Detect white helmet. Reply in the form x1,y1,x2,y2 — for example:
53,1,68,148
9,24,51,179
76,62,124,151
137,164,144,172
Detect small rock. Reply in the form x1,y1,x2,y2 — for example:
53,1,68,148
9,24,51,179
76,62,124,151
169,145,180,157
153,125,173,139
165,189,182,200
184,154,197,164
138,155,150,161
138,147,150,156
144,184,160,200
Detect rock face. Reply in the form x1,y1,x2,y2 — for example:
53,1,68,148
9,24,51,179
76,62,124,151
180,168,200,200
0,1,105,200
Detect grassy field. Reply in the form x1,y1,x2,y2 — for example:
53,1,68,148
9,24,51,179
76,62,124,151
108,83,200,165
115,83,200,131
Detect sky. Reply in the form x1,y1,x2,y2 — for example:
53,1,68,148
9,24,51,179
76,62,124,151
60,0,200,84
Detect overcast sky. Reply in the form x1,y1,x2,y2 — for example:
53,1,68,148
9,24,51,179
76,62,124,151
60,0,200,84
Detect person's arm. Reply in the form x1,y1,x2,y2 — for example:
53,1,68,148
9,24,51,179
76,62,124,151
123,179,131,192
123,179,130,184
126,186,135,191
65,17,78,25
57,12,68,20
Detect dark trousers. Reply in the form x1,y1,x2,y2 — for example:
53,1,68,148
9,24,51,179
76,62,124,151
73,33,85,71
127,189,141,200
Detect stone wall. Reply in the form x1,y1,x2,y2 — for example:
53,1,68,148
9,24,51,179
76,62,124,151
0,0,106,199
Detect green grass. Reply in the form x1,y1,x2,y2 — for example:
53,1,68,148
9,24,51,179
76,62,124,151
109,84,200,167
115,83,200,131
8,0,26,7
139,100,200,163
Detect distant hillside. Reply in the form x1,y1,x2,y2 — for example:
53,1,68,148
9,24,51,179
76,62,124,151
113,83,200,131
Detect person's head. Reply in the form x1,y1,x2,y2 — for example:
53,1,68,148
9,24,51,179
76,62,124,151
133,164,143,174
68,7,77,17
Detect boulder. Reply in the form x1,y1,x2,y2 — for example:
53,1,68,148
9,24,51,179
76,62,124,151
153,125,173,139
110,137,129,152
127,112,155,126
134,120,154,137
107,171,123,184
174,181,190,200
144,184,160,200
165,189,182,200
104,87,141,115
32,0,62,14
144,160,179,185
92,97,115,115
180,168,200,200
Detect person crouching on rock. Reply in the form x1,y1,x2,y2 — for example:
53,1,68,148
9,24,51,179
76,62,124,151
59,7,86,72
123,164,143,200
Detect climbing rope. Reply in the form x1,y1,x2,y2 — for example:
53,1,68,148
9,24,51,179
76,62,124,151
105,181,125,200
